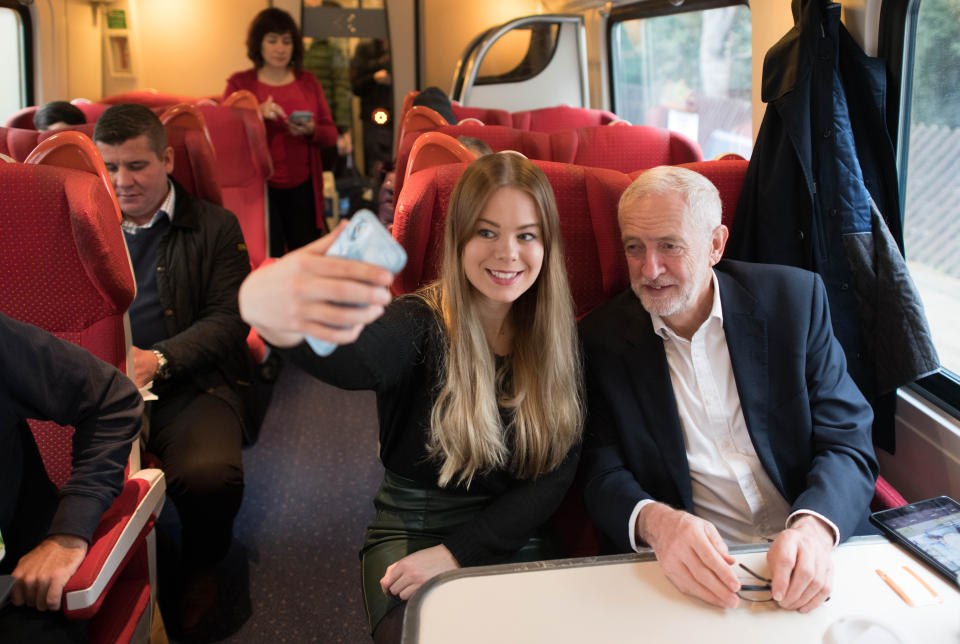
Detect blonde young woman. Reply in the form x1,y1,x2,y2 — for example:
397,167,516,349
239,153,583,642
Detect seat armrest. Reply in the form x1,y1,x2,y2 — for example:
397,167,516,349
63,468,166,619
870,474,908,512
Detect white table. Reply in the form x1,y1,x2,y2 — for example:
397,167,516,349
403,536,960,643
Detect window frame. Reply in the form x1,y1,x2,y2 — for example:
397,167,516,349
0,0,34,110
605,0,750,117
879,0,960,417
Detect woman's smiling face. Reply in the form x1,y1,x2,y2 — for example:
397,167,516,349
461,187,544,313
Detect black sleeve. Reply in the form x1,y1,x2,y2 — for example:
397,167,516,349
0,313,142,542
443,443,582,566
277,296,438,393
156,212,251,378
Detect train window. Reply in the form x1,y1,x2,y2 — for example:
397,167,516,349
895,0,960,407
0,1,32,123
608,0,751,159
475,24,560,84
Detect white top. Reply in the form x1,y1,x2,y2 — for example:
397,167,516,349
627,272,839,549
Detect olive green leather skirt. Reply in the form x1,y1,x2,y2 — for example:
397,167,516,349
360,469,557,633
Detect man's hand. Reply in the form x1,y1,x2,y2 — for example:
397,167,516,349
10,535,88,611
131,346,159,388
767,515,834,612
638,503,740,609
238,220,395,348
380,545,459,601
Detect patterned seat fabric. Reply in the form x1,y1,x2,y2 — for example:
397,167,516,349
0,162,134,486
450,103,513,126
394,123,703,211
512,105,619,132
0,126,42,161
198,104,272,267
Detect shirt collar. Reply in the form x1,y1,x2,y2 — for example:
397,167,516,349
120,180,175,234
650,270,723,341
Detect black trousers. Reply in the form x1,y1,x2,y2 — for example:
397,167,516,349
267,180,319,257
146,384,244,570
0,424,88,643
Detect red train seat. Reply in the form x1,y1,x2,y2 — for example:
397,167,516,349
572,125,701,173
403,132,476,187
198,100,272,268
511,105,619,132
450,102,513,127
5,105,38,128
1,133,166,641
0,125,42,161
394,123,702,209
158,103,223,207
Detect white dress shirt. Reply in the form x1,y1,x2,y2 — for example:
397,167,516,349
628,272,839,550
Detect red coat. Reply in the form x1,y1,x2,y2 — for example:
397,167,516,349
225,69,337,230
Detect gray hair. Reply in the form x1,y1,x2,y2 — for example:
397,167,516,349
618,166,721,235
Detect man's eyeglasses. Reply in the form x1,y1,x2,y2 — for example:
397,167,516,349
736,563,773,603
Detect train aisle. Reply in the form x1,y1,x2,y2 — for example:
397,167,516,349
158,361,382,643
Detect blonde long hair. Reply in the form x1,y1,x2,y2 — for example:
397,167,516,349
422,153,583,487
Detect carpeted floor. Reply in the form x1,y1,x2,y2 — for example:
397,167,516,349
160,360,383,643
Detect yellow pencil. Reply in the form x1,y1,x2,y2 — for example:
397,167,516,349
876,569,914,607
903,565,941,601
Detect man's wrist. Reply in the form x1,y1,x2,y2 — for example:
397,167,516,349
788,514,835,548
636,502,671,549
152,349,169,380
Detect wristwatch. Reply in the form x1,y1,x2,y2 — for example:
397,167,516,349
152,349,170,380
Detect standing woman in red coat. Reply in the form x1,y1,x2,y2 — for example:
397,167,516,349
226,8,337,256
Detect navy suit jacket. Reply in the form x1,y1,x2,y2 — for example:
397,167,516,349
579,260,878,553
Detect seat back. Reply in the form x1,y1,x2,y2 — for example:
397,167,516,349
223,89,263,119
403,132,476,186
1,133,135,487
100,89,211,108
198,102,272,267
27,130,123,221
5,106,39,129
394,124,558,203
512,105,619,132
395,105,451,158
674,159,749,232
572,125,702,173
73,101,111,124
158,103,223,206
396,90,419,148
395,123,704,205
450,103,513,127
0,125,41,161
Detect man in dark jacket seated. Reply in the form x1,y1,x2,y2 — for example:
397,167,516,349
94,104,250,631
579,166,878,614
0,313,142,642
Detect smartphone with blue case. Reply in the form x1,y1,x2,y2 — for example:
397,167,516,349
305,210,406,356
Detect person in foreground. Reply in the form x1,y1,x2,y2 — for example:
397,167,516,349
0,313,141,642
239,153,583,642
94,104,250,631
579,166,878,613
